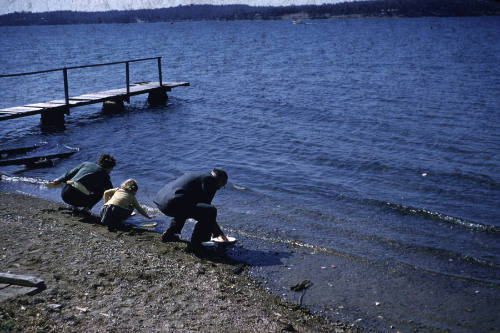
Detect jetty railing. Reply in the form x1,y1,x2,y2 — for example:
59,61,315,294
0,56,163,106
0,57,189,127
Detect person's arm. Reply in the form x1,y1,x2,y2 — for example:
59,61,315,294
103,188,117,204
47,163,83,187
132,196,155,219
212,221,228,241
201,176,217,204
104,175,113,191
46,181,63,188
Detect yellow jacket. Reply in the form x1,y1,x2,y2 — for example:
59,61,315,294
103,188,149,218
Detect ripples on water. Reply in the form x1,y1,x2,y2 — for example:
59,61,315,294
1,17,499,332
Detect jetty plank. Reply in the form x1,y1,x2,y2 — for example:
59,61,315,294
47,99,87,105
0,106,43,113
25,102,66,108
0,107,48,121
163,81,190,88
72,93,122,100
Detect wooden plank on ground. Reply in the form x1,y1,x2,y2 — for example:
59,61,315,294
0,284,41,301
0,272,45,288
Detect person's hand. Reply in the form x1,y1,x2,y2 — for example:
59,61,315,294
46,180,62,188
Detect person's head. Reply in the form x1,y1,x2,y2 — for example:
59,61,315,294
120,179,138,194
211,168,228,190
97,154,116,173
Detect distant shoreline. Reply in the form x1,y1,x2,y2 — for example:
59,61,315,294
1,0,499,26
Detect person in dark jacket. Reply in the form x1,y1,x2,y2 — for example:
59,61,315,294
47,154,116,211
154,168,229,250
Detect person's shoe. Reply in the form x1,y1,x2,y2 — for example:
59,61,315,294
161,232,181,243
71,206,91,216
70,206,82,215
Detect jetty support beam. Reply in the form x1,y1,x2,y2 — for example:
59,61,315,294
102,99,125,113
148,87,168,106
41,107,67,129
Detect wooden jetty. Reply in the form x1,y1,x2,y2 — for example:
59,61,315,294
0,57,189,127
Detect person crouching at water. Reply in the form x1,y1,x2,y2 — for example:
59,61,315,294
47,154,116,212
154,168,229,252
100,179,156,232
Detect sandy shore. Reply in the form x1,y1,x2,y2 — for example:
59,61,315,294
0,192,360,332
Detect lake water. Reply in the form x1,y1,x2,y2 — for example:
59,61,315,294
1,17,499,332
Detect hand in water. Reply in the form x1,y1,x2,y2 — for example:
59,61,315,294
46,181,62,188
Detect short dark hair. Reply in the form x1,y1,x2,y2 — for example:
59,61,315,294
97,154,116,169
212,168,228,186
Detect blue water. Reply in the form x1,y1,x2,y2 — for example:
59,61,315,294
1,17,500,332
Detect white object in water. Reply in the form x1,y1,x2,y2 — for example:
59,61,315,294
211,236,237,244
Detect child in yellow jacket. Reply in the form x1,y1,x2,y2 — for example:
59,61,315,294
100,179,155,231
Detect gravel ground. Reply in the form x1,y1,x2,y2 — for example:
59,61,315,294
0,193,361,332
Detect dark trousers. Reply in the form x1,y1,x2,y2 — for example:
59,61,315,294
100,204,133,229
61,183,101,209
163,203,221,244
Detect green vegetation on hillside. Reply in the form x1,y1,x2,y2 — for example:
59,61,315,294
1,0,499,26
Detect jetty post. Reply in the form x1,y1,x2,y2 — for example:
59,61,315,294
148,58,167,106
40,67,70,127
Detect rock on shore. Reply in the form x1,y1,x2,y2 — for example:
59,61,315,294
0,193,358,332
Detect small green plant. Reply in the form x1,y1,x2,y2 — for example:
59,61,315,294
0,312,16,332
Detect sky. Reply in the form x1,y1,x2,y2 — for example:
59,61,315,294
1,0,360,15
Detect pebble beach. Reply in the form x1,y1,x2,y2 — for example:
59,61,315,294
0,192,360,332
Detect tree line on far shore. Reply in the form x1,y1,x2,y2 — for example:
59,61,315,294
1,0,499,26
